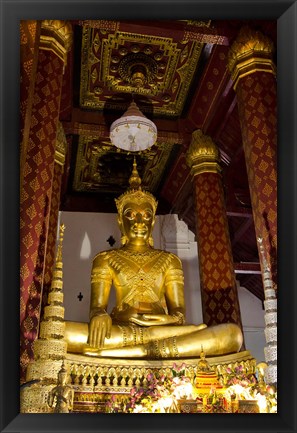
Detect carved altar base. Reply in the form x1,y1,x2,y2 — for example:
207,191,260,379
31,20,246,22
63,351,256,413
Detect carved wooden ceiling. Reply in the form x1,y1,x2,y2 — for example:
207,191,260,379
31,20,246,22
60,19,277,302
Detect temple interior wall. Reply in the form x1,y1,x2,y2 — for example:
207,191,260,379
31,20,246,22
58,211,265,363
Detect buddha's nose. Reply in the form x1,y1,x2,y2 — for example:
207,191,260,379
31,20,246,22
135,213,144,224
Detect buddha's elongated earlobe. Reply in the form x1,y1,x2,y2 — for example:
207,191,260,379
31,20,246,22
148,236,154,247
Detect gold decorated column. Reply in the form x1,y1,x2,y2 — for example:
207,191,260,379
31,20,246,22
20,21,72,382
186,130,244,334
227,26,277,288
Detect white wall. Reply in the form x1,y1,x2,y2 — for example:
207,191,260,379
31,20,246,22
59,212,120,322
157,214,203,325
237,283,266,363
57,211,265,362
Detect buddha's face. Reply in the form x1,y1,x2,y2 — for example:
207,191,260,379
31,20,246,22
58,372,67,385
120,201,155,246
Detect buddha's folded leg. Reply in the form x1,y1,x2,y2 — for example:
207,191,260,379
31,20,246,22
147,323,206,341
65,321,242,358
65,321,207,354
92,323,243,359
163,323,243,358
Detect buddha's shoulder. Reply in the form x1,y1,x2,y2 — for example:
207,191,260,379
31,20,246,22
92,249,118,264
92,248,181,265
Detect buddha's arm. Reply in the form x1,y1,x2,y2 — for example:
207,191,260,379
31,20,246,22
89,252,113,348
164,255,186,324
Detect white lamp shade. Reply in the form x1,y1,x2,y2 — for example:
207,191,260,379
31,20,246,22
109,101,157,152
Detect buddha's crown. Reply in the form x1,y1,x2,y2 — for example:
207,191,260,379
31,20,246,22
58,361,67,379
115,158,158,215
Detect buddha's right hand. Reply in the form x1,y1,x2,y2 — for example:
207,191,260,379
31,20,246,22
89,313,112,348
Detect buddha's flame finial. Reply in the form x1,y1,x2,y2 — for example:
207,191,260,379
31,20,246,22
128,157,142,190
115,158,158,216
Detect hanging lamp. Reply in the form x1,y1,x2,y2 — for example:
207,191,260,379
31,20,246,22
110,100,157,152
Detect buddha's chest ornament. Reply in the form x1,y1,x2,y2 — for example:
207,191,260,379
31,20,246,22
108,249,172,310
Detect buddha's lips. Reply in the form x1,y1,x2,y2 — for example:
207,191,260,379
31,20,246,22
133,226,147,234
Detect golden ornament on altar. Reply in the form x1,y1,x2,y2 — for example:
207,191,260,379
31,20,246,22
48,363,74,413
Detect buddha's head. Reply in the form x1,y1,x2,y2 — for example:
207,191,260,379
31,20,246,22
57,364,68,385
115,159,158,247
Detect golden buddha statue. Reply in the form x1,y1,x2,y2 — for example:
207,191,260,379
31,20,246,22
65,160,243,359
197,346,212,372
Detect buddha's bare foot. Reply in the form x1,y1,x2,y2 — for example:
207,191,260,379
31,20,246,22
83,344,147,358
83,345,101,357
196,323,207,330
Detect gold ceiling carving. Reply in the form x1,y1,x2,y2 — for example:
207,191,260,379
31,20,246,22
79,26,204,117
78,20,119,32
73,136,177,195
40,20,73,64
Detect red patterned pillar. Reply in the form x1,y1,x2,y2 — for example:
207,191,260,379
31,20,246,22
186,130,244,334
42,122,68,311
20,21,41,187
20,21,72,382
228,26,277,287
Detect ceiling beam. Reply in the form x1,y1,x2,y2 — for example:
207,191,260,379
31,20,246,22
234,262,261,274
77,20,230,45
62,108,186,139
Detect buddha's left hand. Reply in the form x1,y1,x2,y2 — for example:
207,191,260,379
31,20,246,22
129,314,180,326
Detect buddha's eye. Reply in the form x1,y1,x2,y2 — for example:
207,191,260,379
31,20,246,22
142,210,153,221
124,209,136,220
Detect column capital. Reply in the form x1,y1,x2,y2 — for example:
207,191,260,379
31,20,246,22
40,20,73,64
186,129,221,176
227,26,276,89
55,122,67,166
